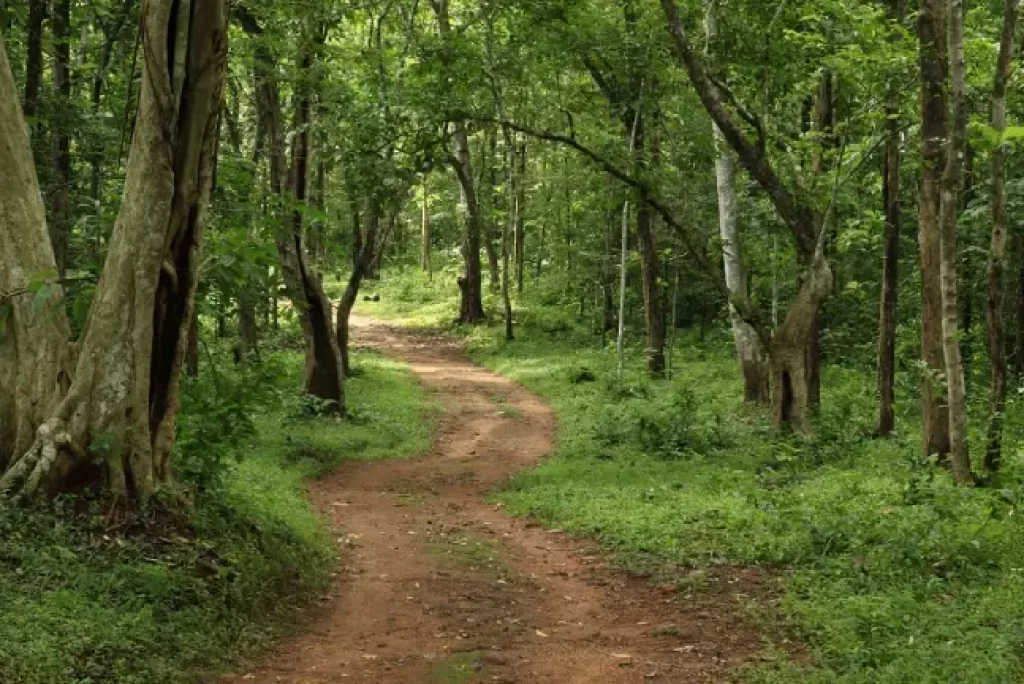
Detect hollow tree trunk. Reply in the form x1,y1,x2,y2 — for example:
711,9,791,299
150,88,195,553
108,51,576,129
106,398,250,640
918,0,952,462
1,0,228,501
938,0,972,485
876,0,905,437
49,0,71,276
770,257,834,433
983,0,1021,476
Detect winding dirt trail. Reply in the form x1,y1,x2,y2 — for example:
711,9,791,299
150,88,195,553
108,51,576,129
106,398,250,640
228,316,769,683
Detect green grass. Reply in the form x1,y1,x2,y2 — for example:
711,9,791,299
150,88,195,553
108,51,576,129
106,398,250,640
0,345,432,684
367,266,1024,684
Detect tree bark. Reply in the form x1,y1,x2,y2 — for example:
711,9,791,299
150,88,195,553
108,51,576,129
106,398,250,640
246,11,344,411
0,32,75,475
420,176,431,273
984,0,1021,476
515,141,527,293
23,0,45,123
938,0,973,485
705,3,768,403
50,0,72,276
661,0,830,429
876,0,905,437
431,0,485,323
917,0,952,462
337,202,382,375
1,0,229,501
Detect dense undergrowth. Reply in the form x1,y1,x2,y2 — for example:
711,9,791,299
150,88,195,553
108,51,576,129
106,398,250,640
0,328,431,684
365,265,1024,683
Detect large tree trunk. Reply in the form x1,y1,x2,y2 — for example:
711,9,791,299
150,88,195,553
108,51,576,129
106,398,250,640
282,34,344,411
247,13,344,411
876,0,905,437
1,0,228,501
451,125,487,324
431,0,485,323
938,0,972,485
770,257,834,433
985,0,1022,475
50,0,72,276
0,33,75,475
917,0,952,462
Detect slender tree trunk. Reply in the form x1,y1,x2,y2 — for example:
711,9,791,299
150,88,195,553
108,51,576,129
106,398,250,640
515,141,527,293
501,125,515,341
23,0,45,123
49,0,72,276
186,311,200,378
938,0,973,485
2,0,228,500
704,1,767,399
876,0,905,437
421,176,431,273
917,0,952,462
984,0,1021,476
483,130,501,292
337,203,381,375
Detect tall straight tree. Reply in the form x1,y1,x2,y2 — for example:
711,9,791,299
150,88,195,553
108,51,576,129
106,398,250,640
1,0,228,500
983,0,1021,475
917,0,952,462
876,0,905,436
938,0,972,485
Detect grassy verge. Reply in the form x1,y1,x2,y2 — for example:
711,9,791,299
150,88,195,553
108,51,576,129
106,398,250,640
0,343,432,684
363,266,1024,684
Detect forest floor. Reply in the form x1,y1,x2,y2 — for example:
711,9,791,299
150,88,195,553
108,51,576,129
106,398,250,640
227,316,771,683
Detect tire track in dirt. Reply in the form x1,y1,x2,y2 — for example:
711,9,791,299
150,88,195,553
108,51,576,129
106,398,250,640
227,315,772,683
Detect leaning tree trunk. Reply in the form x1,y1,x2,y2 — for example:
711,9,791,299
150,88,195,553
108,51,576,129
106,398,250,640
984,0,1021,475
1,0,228,501
705,3,768,403
918,0,952,462
249,16,344,411
0,33,76,475
337,203,382,376
714,129,768,402
281,35,344,412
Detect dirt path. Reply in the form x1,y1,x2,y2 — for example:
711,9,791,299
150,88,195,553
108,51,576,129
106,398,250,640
228,317,769,683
